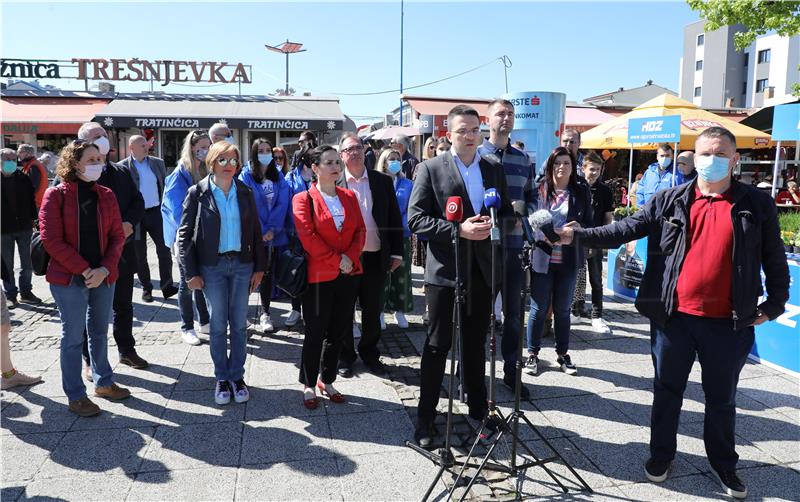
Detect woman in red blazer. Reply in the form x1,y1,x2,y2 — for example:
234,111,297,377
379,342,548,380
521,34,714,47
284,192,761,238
293,145,365,409
39,140,128,417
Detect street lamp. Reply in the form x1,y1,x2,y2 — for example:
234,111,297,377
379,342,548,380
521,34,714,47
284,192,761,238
265,40,306,95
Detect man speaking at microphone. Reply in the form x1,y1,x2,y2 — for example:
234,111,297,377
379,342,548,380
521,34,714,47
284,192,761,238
408,105,512,447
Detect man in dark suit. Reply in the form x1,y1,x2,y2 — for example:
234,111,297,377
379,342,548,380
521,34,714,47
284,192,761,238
336,132,403,377
76,122,148,370
118,135,177,302
407,105,512,447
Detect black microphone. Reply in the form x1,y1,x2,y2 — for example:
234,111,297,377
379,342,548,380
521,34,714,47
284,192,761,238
512,200,535,245
483,188,501,242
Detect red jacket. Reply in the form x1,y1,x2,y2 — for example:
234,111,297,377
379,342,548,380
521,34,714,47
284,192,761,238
293,184,366,284
21,158,49,207
38,182,125,286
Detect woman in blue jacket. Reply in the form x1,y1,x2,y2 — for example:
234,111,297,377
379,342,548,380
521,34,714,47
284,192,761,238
161,130,211,346
239,138,291,333
378,149,413,328
282,144,315,328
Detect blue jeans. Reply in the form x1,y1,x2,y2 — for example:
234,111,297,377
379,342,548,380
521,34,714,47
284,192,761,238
501,247,524,376
50,277,115,401
650,313,753,471
201,256,253,382
178,261,209,331
1,229,33,298
526,263,578,356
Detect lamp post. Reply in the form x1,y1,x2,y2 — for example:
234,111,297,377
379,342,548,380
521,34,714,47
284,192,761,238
265,40,306,95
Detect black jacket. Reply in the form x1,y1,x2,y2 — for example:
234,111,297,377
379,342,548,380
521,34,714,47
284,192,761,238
1,171,36,234
338,168,404,273
178,176,267,279
96,160,145,242
577,179,789,330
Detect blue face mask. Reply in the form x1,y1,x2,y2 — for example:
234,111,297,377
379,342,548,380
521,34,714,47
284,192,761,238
225,136,236,145
657,156,672,169
257,153,273,165
694,155,731,183
2,160,17,174
387,160,402,175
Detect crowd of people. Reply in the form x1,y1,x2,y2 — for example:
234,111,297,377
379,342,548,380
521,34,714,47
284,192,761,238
0,99,791,499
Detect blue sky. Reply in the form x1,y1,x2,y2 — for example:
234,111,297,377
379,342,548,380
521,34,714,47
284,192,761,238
1,1,701,125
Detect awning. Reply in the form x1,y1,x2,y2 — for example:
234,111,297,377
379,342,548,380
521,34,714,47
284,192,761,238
1,97,111,134
93,96,345,131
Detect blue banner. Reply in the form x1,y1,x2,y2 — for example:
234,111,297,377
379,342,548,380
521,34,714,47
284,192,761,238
627,115,681,144
752,258,800,375
771,103,800,141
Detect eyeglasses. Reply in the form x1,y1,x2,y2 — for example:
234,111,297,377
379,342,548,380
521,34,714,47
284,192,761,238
453,128,481,136
274,156,285,161
215,157,239,167
190,130,209,144
341,144,364,154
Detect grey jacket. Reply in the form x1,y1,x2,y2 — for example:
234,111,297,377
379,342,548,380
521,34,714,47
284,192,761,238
117,155,168,203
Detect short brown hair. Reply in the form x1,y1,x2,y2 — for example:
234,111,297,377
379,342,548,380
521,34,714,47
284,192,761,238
56,141,100,182
583,150,604,168
447,105,481,129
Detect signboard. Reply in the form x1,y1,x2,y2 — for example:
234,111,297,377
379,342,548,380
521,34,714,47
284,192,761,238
503,91,566,175
416,114,434,134
94,115,342,131
2,122,80,135
0,58,252,86
627,115,681,144
751,259,800,374
771,103,800,141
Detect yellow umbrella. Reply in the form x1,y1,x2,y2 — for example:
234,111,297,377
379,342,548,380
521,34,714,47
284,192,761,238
581,94,772,150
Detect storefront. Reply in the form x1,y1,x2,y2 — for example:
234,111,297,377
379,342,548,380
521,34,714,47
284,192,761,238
93,93,348,169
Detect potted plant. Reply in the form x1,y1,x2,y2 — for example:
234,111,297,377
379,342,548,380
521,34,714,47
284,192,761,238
782,231,795,253
613,205,639,221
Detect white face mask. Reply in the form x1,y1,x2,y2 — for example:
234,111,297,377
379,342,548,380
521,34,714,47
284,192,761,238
80,163,104,182
92,136,110,155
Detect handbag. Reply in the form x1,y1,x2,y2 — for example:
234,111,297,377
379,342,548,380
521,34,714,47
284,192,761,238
30,188,64,276
274,191,313,298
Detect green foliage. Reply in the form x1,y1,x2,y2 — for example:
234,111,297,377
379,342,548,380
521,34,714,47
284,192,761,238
686,0,800,49
779,211,800,233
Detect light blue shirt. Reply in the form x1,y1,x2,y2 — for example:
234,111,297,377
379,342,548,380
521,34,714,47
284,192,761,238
209,177,241,253
133,157,160,209
452,151,484,215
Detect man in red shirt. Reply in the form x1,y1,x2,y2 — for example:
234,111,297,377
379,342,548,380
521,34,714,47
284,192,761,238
557,127,790,499
774,180,800,205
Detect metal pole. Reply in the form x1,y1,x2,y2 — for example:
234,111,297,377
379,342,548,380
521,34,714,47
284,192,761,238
771,141,782,198
399,0,404,126
628,147,634,207
672,141,678,187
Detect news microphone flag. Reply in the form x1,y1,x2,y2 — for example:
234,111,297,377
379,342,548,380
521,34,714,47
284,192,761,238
446,196,464,222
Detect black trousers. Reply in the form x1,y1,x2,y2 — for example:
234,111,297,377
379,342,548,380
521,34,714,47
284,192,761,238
339,251,386,366
587,252,604,318
418,261,492,425
134,207,173,293
300,274,358,386
83,241,137,362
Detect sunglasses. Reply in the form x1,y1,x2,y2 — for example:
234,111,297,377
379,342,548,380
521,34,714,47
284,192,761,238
274,156,285,161
215,157,239,167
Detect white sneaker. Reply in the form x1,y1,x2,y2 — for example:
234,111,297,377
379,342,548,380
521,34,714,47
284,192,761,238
570,313,581,325
259,313,274,333
394,311,409,328
198,323,210,334
285,310,301,327
592,318,612,334
181,329,201,346
353,323,361,339
379,314,386,330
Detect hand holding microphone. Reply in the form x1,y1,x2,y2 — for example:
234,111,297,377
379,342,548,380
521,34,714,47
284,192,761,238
446,195,491,241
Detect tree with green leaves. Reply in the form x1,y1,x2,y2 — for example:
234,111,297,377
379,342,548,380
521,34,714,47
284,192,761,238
687,0,800,96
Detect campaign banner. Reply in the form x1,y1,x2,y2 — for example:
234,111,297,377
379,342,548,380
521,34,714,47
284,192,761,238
606,237,649,301
627,115,681,144
771,103,800,141
751,259,800,375
503,91,566,175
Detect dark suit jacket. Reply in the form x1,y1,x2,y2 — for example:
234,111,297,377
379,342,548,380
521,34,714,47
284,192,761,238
117,155,168,203
338,168,403,273
407,151,513,289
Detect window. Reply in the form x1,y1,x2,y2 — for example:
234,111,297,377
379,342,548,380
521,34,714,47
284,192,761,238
756,79,769,93
743,53,749,67
694,86,702,97
697,34,704,46
757,49,771,63
695,60,703,71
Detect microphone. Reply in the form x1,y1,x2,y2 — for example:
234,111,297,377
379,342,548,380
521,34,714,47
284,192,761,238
512,200,535,245
529,209,561,243
446,196,463,222
483,188,501,242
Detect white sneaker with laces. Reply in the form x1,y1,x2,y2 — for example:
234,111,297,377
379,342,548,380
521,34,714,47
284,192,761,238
285,310,301,327
592,318,612,334
181,329,201,346
353,323,362,339
379,314,386,330
570,313,581,324
259,313,274,333
198,323,210,334
395,311,409,329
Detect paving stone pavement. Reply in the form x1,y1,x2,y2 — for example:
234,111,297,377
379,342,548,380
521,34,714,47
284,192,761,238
1,243,798,501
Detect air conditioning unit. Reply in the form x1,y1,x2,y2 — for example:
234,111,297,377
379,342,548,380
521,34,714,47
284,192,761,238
765,87,775,98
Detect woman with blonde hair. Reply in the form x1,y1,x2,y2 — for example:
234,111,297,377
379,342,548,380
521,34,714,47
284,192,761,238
422,137,437,161
162,130,212,345
376,149,413,328
178,141,266,405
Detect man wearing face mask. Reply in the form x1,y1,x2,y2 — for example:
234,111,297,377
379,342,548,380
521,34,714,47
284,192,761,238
637,143,675,206
675,151,697,185
1,148,39,308
118,136,177,303
209,122,233,145
557,127,789,499
75,122,147,373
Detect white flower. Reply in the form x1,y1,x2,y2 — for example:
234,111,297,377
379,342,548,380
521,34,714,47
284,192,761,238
327,121,336,130
103,117,114,127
